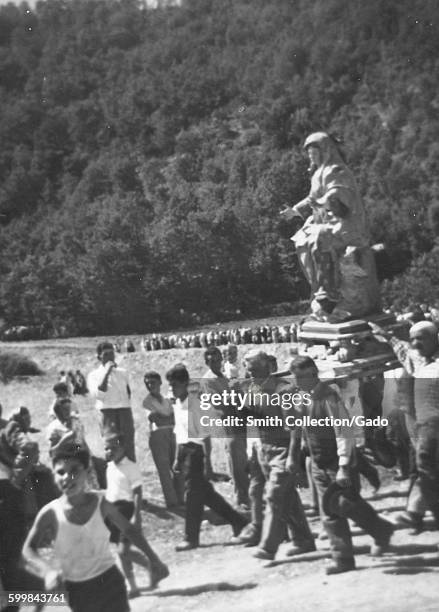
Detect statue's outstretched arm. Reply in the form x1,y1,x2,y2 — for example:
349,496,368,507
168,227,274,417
280,195,313,220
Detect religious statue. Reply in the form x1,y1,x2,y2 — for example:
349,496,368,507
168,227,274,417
281,132,380,321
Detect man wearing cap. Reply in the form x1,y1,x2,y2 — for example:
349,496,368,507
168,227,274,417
239,350,315,561
88,342,136,461
371,320,439,533
289,355,394,574
280,131,379,318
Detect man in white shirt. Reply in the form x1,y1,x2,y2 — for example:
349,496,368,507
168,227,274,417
166,364,248,551
88,342,135,461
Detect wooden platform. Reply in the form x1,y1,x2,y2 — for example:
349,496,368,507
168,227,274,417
275,353,401,382
298,312,402,343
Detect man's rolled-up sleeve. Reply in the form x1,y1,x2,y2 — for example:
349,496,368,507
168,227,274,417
325,394,356,467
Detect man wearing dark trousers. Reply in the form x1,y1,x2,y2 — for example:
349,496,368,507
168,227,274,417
289,356,394,574
88,342,136,462
238,350,315,561
166,364,248,551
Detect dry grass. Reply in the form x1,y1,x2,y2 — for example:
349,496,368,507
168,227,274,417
0,340,293,497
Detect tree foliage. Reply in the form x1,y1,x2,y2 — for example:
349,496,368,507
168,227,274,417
0,0,438,333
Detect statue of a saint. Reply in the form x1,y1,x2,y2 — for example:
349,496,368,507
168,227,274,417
281,132,380,321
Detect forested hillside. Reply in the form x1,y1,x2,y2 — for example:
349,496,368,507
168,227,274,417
1,0,438,334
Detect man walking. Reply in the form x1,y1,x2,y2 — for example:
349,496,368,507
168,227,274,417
167,364,248,551
289,356,394,574
239,350,315,560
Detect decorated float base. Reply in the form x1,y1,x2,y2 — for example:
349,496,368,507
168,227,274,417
290,312,405,381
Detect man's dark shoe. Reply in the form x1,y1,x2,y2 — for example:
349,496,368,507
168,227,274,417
237,524,261,547
230,517,250,543
253,548,275,561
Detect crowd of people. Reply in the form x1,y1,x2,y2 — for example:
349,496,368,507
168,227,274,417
1,314,439,612
125,324,300,353
110,303,439,354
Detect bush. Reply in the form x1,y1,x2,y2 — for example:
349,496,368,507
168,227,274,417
381,248,439,311
249,300,309,318
0,352,43,382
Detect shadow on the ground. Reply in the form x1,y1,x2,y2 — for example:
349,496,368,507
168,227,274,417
380,553,439,575
261,545,374,569
142,501,175,520
367,542,439,576
381,519,437,533
265,548,333,567
382,567,433,575
144,581,257,597
365,489,408,502
387,543,439,556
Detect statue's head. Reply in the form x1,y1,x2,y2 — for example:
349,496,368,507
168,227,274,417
303,132,343,168
304,132,330,150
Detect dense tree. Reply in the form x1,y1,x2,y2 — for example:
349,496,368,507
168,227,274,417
0,0,438,333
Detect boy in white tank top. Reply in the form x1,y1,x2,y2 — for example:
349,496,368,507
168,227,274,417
22,440,169,612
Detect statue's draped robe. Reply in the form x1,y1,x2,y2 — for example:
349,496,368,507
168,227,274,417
292,134,380,318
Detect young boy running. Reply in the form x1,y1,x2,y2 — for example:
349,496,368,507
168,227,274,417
22,439,169,612
104,433,156,597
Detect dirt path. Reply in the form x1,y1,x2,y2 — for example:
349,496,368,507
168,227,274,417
53,480,439,612
130,491,439,612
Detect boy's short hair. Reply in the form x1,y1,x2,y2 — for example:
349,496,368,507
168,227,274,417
53,382,69,395
204,346,221,361
53,397,72,419
96,341,114,357
143,370,162,384
50,435,90,469
289,355,319,373
244,349,270,364
166,364,190,384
